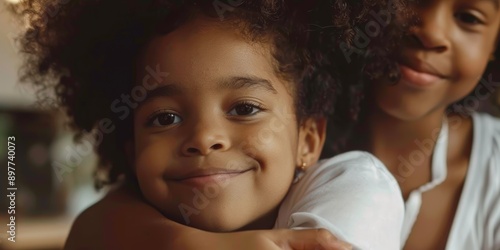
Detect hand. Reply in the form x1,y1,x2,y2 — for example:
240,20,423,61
211,228,352,250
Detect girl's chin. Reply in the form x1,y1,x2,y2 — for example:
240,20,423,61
376,102,438,122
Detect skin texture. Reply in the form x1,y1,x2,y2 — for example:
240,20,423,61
132,17,326,232
361,0,500,249
9,0,398,249
64,15,350,250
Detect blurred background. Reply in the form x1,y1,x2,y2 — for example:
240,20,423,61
0,2,105,249
0,1,499,250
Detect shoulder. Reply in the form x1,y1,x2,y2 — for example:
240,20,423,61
64,193,109,249
471,113,500,246
314,151,390,173
287,151,403,210
304,151,400,193
472,113,500,169
65,186,130,249
278,151,404,249
473,112,500,141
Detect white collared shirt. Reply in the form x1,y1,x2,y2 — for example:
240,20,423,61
275,151,405,250
402,113,500,250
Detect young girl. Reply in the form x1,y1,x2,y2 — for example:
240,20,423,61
336,0,500,248
10,0,405,249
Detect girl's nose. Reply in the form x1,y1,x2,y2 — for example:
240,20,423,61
180,120,231,156
410,5,451,53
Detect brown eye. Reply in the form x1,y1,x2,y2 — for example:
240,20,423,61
148,112,182,127
455,12,483,25
228,103,262,116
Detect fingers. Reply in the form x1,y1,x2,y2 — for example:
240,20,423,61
284,229,352,250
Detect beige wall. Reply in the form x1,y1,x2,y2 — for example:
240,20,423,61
0,4,37,108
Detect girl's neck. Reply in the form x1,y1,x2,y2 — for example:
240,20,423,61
353,101,448,192
365,106,446,155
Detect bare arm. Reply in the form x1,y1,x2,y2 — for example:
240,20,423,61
64,185,350,250
65,185,182,250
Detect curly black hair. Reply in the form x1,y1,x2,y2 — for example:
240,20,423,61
9,0,408,187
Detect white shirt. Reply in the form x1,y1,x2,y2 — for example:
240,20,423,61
402,113,500,249
275,151,405,250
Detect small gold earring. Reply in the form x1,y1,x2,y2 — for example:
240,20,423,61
299,161,307,171
490,54,496,62
293,161,307,184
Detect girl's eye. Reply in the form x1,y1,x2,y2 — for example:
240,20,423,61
147,112,182,127
455,12,483,25
228,103,263,116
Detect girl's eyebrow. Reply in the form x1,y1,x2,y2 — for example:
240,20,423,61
137,76,278,109
136,84,182,109
481,0,499,9
218,76,278,94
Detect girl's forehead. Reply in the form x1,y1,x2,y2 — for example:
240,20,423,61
138,17,272,72
135,17,292,97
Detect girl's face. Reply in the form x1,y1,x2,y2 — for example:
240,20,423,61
132,17,324,231
372,0,500,120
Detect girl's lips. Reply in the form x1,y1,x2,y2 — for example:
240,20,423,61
175,169,252,187
399,63,443,88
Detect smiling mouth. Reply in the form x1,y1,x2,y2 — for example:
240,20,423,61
398,63,445,88
174,169,253,186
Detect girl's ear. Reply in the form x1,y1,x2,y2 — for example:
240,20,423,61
296,117,327,169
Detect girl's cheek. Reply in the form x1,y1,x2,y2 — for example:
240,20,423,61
134,140,170,173
455,48,489,82
237,119,296,156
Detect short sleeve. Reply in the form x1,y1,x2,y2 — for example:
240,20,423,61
275,151,404,250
